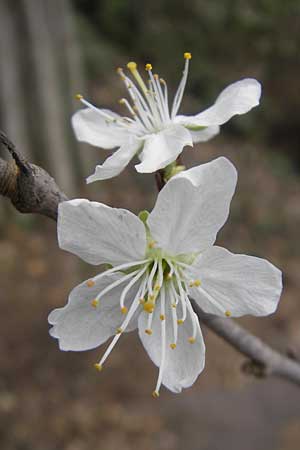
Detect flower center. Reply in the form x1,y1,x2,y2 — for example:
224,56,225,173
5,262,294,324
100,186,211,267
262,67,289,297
75,52,192,137
86,238,202,396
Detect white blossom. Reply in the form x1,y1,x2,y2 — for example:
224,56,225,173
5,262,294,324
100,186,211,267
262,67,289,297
48,157,282,395
72,54,261,182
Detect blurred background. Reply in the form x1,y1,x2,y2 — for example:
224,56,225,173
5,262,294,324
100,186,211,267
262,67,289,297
0,0,300,449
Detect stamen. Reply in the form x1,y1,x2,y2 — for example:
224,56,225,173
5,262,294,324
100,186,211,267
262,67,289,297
160,314,165,321
94,282,144,369
186,299,197,342
154,285,166,396
145,328,153,335
91,299,99,308
173,267,189,323
75,94,83,100
143,302,155,313
169,281,179,346
93,259,151,282
145,63,152,71
127,61,148,96
94,363,103,372
170,343,176,350
119,265,149,309
225,310,231,317
93,268,141,304
119,98,136,117
86,279,95,288
171,53,191,119
147,260,158,296
121,306,128,314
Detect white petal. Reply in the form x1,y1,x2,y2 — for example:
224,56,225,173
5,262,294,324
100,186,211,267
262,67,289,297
188,125,220,143
48,272,140,351
148,157,237,255
138,297,205,393
87,136,141,183
135,124,192,173
189,246,282,317
175,79,261,127
72,108,130,149
58,199,146,266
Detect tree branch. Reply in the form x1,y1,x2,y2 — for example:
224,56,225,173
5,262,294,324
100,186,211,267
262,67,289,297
0,131,67,220
1,131,300,387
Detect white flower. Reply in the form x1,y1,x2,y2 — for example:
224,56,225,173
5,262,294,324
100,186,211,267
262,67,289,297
72,54,261,182
48,157,282,395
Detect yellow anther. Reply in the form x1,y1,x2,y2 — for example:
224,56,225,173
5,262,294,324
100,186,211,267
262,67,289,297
225,310,231,317
166,272,172,280
148,240,156,249
94,363,103,372
91,299,99,308
86,279,95,288
171,303,177,309
145,328,153,335
116,327,123,334
189,279,201,287
188,337,196,344
149,294,155,301
184,52,192,59
145,63,152,71
152,390,160,398
177,319,184,325
154,284,161,291
139,298,145,304
154,73,159,79
160,314,165,321
116,67,123,74
119,98,126,104
143,302,155,313
75,94,83,100
170,343,177,350
127,61,137,70
121,306,128,314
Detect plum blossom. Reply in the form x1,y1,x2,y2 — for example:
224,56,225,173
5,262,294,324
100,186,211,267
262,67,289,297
48,157,282,396
72,54,261,182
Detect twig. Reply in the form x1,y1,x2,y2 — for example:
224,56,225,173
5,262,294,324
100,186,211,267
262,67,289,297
1,131,300,387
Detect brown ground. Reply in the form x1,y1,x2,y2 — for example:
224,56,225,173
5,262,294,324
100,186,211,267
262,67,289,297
0,139,300,450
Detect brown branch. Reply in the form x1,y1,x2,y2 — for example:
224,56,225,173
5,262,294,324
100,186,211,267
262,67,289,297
1,131,300,387
0,131,67,220
193,304,300,386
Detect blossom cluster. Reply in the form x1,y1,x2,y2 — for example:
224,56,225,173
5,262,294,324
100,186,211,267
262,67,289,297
49,54,282,396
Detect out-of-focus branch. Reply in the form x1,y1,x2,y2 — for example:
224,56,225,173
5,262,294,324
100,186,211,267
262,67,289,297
193,304,300,386
0,131,67,220
1,131,300,387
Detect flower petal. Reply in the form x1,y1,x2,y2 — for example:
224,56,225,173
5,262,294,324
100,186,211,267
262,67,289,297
175,79,261,127
148,157,237,255
189,246,282,317
72,108,130,149
86,136,141,183
138,296,205,393
58,199,146,266
188,125,220,143
48,272,140,351
135,124,193,173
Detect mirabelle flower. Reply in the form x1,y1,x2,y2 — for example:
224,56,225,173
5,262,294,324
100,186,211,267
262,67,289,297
72,54,261,182
48,157,282,395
